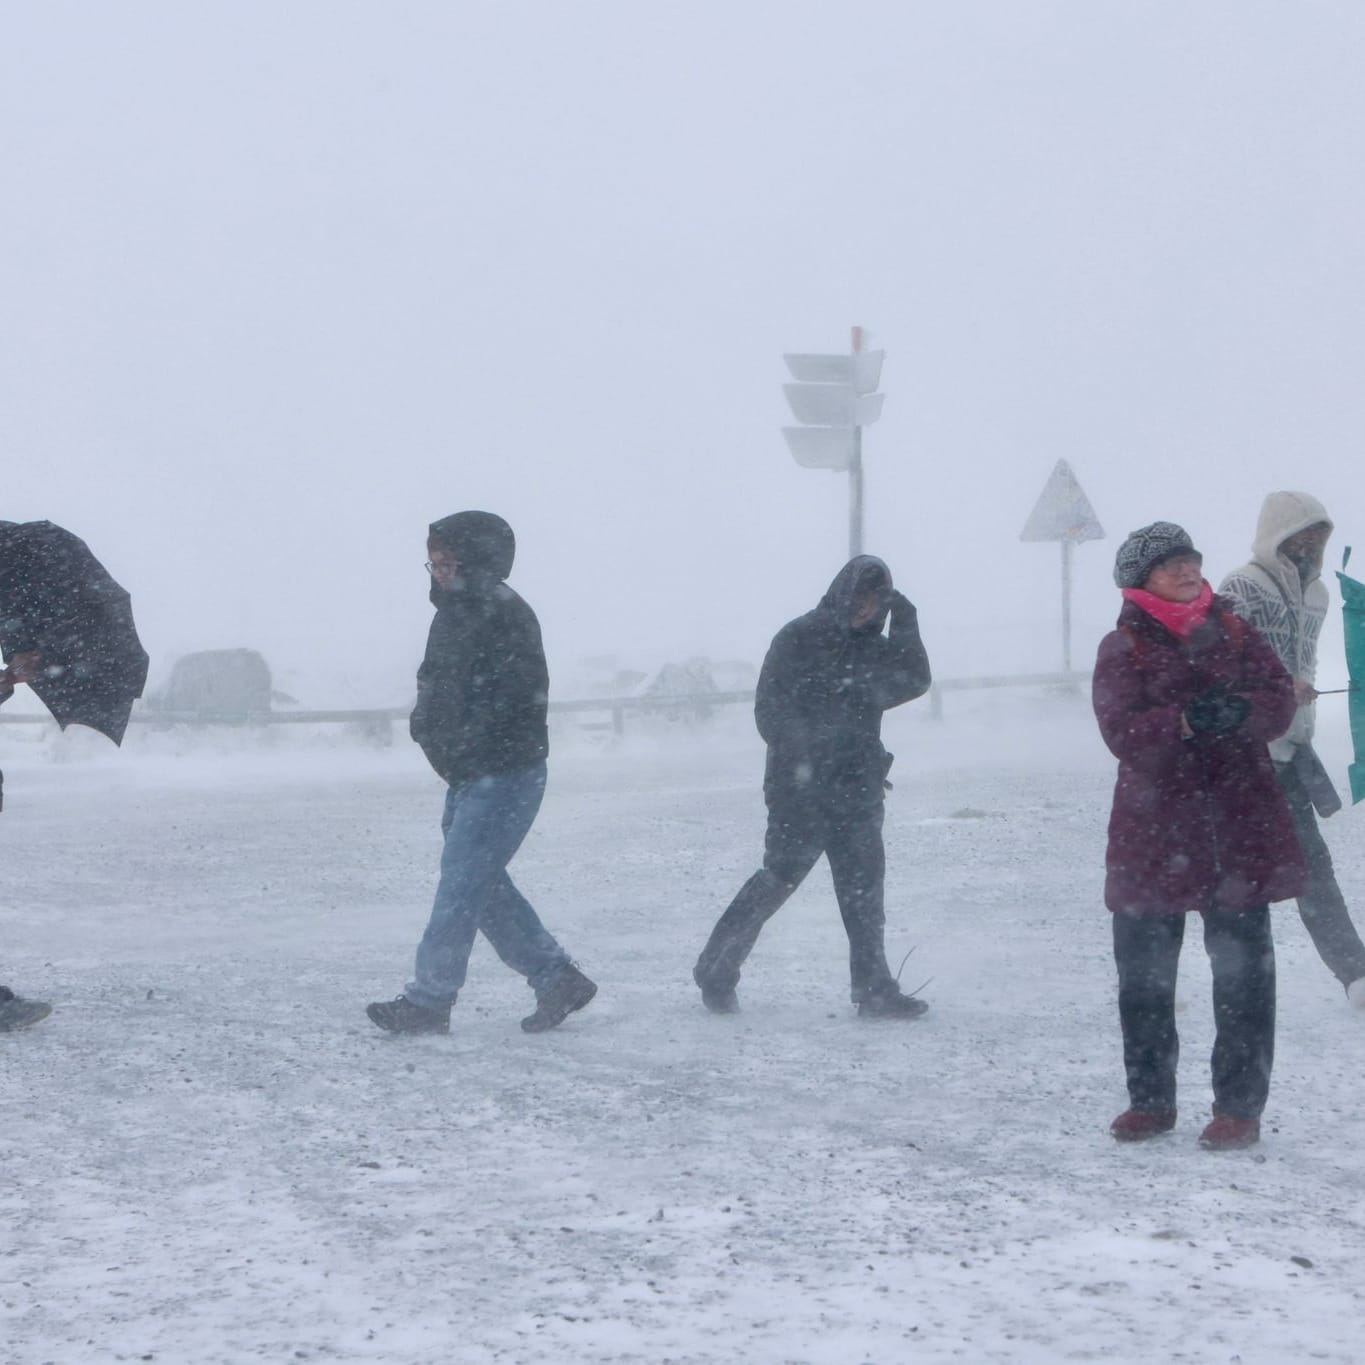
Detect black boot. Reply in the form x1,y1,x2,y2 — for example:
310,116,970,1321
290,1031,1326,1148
521,964,597,1033
366,995,451,1034
857,987,928,1020
693,966,739,1014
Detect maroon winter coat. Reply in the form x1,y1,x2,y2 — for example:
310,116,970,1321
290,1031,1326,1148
1093,596,1306,915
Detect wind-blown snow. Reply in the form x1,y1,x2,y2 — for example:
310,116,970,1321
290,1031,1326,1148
2,694,1362,1363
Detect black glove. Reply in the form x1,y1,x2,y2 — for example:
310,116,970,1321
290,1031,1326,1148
888,590,916,625
1185,690,1250,736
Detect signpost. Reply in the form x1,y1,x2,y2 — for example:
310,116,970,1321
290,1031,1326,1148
782,326,885,558
1020,459,1105,671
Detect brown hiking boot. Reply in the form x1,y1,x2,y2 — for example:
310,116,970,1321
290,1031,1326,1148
521,964,597,1033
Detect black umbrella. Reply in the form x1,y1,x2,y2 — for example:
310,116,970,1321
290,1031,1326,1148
0,520,149,745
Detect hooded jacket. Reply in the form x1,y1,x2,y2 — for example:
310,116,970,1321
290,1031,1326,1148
1218,491,1333,762
408,511,549,786
755,556,932,803
1093,595,1304,914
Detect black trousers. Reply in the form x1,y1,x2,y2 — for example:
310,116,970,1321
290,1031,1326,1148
1276,761,1365,989
1112,906,1275,1119
695,787,896,1003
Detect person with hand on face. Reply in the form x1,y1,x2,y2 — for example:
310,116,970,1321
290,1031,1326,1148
1219,493,1365,1007
1094,522,1305,1151
692,555,933,1019
367,511,596,1038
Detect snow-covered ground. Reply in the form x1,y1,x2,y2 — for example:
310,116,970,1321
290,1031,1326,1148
3,693,1363,1364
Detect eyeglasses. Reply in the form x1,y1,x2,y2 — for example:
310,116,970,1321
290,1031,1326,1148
424,561,458,574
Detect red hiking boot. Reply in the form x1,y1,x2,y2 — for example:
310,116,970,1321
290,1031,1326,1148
1198,1114,1260,1150
1110,1108,1177,1142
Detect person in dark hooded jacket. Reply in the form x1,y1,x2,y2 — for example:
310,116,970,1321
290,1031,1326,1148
693,556,933,1017
367,511,596,1036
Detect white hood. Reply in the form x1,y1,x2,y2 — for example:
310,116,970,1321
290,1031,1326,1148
1251,490,1334,594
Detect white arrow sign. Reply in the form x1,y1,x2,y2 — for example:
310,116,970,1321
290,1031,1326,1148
783,349,884,394
781,427,857,470
783,384,885,428
1020,459,1105,543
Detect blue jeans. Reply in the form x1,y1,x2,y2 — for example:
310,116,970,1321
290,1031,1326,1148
405,763,569,1008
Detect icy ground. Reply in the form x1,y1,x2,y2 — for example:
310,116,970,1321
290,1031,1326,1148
3,694,1363,1364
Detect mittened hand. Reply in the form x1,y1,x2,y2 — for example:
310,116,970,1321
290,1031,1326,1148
888,590,916,623
1184,690,1251,735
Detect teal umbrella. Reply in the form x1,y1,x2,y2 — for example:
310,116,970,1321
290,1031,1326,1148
1336,547,1365,804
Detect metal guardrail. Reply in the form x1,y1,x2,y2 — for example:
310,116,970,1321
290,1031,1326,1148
926,670,1088,719
0,676,1090,735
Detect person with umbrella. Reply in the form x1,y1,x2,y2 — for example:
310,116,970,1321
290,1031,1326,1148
0,519,149,1032
1219,492,1365,1007
1095,522,1305,1150
0,651,52,1030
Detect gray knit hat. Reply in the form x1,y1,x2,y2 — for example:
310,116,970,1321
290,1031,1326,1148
1113,521,1199,589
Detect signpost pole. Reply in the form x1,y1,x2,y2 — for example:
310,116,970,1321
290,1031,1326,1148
849,326,864,558
849,425,864,558
1061,539,1074,672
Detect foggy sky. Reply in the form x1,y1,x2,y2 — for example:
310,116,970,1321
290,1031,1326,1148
4,1,1363,704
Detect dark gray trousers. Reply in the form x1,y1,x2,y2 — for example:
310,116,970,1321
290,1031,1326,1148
694,787,896,1004
1276,761,1365,989
1113,906,1275,1119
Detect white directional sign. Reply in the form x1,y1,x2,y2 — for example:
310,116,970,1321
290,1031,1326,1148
781,346,885,474
783,384,885,428
784,349,884,393
779,328,883,556
783,427,858,470
1020,459,1105,543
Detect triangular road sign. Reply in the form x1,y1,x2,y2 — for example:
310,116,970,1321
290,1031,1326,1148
1020,460,1105,543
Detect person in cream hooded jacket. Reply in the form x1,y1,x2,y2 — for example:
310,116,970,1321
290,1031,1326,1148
1220,491,1365,1005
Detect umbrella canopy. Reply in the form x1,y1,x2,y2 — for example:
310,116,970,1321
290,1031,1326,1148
0,521,149,745
1336,547,1365,804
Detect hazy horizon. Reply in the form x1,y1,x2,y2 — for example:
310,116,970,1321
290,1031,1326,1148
5,1,1362,706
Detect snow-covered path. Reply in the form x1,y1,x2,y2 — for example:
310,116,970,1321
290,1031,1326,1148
3,700,1363,1363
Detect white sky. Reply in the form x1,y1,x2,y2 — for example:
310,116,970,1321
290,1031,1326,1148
4,1,1362,703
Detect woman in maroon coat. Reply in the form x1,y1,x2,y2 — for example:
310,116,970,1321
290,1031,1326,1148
1093,522,1305,1151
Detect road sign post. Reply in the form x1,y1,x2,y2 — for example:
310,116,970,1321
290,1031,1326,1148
782,326,885,559
1020,460,1105,671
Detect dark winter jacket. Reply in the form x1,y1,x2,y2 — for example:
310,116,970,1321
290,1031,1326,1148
756,556,931,804
409,512,549,786
1092,596,1305,915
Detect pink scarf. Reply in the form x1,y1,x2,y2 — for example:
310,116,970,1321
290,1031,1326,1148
1121,581,1215,638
